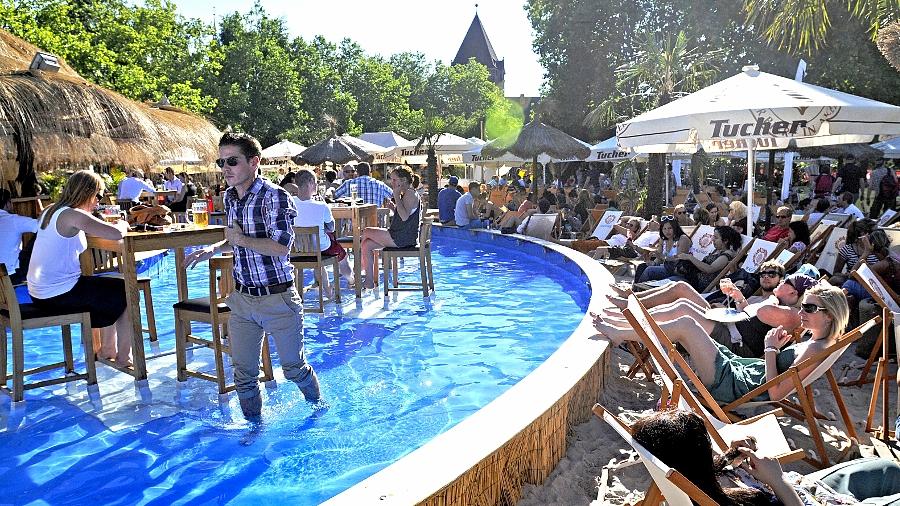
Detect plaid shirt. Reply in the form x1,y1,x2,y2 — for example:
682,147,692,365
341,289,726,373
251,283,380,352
225,177,296,287
334,175,393,205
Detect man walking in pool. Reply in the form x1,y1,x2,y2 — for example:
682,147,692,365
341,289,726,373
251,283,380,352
185,132,321,421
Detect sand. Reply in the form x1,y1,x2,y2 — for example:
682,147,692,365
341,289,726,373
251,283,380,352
517,344,891,505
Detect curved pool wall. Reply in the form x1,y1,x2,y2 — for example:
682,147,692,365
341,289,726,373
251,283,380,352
327,226,612,505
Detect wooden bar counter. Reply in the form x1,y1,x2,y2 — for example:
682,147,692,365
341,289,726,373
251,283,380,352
80,224,226,380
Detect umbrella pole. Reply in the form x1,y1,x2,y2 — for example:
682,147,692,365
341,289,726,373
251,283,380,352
766,150,775,227
747,148,755,235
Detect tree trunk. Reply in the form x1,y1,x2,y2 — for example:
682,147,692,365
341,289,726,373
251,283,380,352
645,152,666,218
426,147,438,210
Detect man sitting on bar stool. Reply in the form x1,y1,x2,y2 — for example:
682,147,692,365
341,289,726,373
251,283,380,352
0,189,38,285
185,132,321,421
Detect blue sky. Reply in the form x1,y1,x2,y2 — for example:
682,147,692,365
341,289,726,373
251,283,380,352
173,0,546,97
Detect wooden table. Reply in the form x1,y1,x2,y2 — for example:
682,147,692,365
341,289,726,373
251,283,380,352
80,225,226,380
331,204,376,298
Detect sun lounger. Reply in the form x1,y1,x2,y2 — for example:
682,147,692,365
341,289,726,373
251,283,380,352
593,404,720,506
621,294,804,463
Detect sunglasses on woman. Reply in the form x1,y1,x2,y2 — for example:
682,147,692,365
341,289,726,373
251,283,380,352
660,215,675,222
800,303,828,314
215,155,245,168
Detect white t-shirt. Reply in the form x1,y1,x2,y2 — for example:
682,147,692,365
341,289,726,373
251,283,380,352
291,196,333,250
117,177,156,201
0,209,38,274
454,192,475,226
843,203,865,220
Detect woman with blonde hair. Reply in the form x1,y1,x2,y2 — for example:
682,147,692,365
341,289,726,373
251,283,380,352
728,200,748,233
27,170,134,366
594,283,850,403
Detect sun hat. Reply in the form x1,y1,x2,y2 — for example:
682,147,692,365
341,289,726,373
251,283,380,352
784,273,816,297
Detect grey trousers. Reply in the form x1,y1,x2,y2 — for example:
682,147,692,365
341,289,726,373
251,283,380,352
225,287,317,400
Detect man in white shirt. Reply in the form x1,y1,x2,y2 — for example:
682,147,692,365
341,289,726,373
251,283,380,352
454,181,490,229
284,172,352,288
0,189,38,284
833,191,865,220
163,166,184,201
117,169,156,202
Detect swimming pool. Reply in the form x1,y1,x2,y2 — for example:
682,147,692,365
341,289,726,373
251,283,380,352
0,229,590,504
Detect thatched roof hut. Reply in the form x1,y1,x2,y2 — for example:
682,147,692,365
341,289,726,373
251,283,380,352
294,135,375,165
799,143,885,162
482,119,591,160
0,29,220,191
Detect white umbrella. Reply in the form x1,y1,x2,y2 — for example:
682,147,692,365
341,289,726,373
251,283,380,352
616,65,900,232
872,138,900,158
585,136,637,162
358,131,410,148
260,139,306,161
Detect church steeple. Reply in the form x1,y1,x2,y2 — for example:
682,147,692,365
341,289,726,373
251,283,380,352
452,10,505,91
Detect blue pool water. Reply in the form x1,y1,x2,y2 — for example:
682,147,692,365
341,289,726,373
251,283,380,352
0,229,590,505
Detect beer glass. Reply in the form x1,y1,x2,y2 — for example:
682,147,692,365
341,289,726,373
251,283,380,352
349,183,359,205
187,202,209,228
100,205,122,224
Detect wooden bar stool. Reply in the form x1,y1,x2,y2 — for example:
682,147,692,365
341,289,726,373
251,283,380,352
381,218,435,297
89,248,158,342
290,226,341,313
0,265,97,402
174,255,274,395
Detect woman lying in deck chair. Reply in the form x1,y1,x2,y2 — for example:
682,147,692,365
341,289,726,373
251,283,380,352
599,273,814,358
630,409,900,505
594,283,848,405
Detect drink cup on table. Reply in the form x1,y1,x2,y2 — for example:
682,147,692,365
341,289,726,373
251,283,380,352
187,202,209,228
349,183,358,205
100,205,122,224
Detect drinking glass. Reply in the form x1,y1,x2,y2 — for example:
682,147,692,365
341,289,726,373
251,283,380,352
187,202,209,228
349,183,359,205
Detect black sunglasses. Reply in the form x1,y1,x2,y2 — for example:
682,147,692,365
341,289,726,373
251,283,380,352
800,303,828,314
215,155,244,168
675,211,685,215
759,271,781,278
777,214,790,219
96,192,104,200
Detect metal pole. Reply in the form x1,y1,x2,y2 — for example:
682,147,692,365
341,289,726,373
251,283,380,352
747,148,755,235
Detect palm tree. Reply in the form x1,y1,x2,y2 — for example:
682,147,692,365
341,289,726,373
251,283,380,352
744,0,900,55
584,31,723,218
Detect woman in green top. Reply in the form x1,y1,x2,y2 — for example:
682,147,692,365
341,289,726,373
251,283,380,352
593,283,849,404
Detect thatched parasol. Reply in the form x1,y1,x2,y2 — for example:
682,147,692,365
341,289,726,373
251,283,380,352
293,135,375,165
877,21,900,72
481,119,591,160
481,119,590,191
0,29,221,193
798,143,885,161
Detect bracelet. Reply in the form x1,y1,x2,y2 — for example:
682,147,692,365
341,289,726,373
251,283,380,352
764,347,778,353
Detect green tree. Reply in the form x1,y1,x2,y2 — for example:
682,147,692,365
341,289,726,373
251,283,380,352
744,0,900,55
205,7,308,147
0,0,218,113
585,31,723,218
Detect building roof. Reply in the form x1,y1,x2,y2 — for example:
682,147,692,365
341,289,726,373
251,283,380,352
452,13,502,71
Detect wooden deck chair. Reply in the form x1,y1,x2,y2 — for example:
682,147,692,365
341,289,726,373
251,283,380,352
795,223,836,268
688,225,716,260
822,213,853,228
815,227,848,275
592,405,721,506
844,264,900,388
590,210,623,240
521,213,560,241
621,294,804,463
878,209,897,227
701,235,755,293
716,318,880,468
739,238,783,274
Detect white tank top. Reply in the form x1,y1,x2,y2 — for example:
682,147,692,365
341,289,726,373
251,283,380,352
27,207,87,299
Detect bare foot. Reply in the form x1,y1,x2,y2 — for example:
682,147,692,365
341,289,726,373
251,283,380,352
610,283,632,297
605,293,627,310
590,313,625,346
